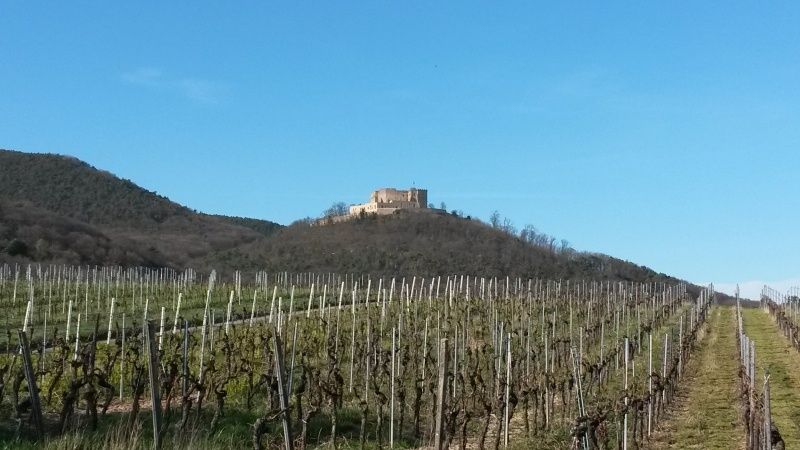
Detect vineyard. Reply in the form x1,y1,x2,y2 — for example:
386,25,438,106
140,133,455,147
2,1,796,449
0,262,786,450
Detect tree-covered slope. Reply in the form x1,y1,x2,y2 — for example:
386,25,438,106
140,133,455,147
197,210,680,284
0,149,282,267
1,148,688,288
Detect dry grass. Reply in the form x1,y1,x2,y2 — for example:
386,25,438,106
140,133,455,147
741,307,800,448
647,306,744,450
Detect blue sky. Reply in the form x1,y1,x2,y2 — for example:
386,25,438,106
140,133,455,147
2,2,799,297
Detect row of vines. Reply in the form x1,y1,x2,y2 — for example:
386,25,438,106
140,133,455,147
0,264,714,449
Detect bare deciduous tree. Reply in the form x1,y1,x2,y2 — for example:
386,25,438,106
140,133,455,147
322,202,349,218
489,211,501,229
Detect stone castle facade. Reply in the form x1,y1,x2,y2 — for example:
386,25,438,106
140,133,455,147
349,187,429,216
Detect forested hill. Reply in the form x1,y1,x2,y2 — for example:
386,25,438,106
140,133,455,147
0,149,187,227
1,149,686,288
0,149,282,267
196,211,681,284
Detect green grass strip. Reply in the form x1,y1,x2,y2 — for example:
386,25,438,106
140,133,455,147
649,306,744,449
742,306,800,448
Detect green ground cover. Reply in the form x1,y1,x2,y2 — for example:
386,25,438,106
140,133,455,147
648,306,744,449
741,307,800,448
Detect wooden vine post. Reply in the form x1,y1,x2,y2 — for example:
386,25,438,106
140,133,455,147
182,319,189,399
764,375,771,450
120,313,126,399
390,326,396,449
434,337,449,450
647,332,653,436
18,330,44,436
623,337,629,450
273,331,294,450
503,333,512,448
145,320,163,450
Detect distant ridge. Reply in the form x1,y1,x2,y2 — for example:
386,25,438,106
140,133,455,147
200,210,679,283
0,149,282,267
1,148,688,288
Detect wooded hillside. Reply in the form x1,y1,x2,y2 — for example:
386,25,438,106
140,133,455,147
1,148,683,286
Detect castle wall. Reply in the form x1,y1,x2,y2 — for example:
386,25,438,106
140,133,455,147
349,201,421,215
349,187,429,216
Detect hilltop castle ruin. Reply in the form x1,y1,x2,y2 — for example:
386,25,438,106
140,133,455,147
349,187,429,216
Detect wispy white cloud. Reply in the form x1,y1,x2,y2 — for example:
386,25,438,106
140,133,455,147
713,278,800,300
436,191,559,201
121,67,227,104
176,78,223,104
511,66,669,116
553,67,619,99
121,67,163,86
